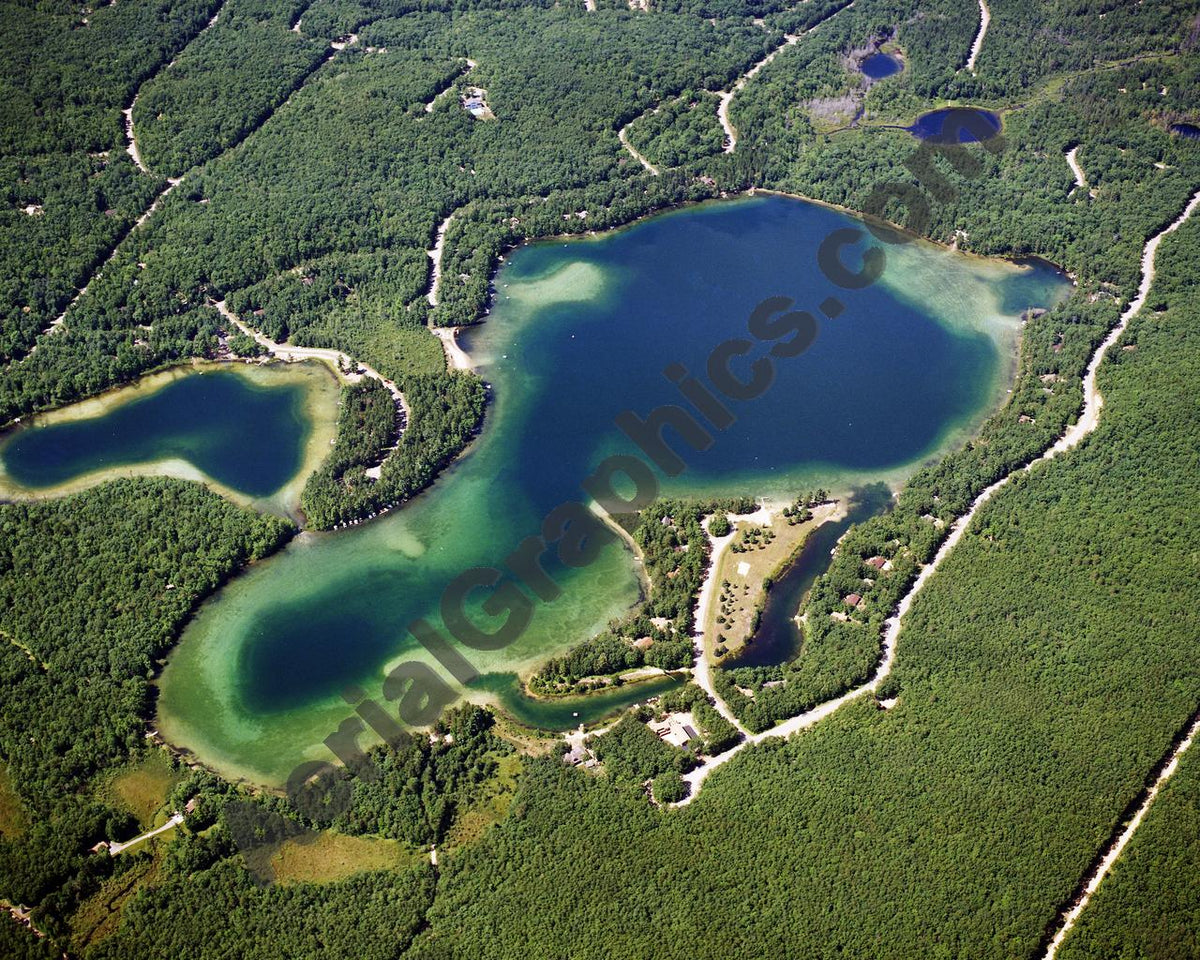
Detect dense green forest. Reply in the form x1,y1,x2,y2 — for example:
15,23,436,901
90,862,435,960
1057,740,1200,960
3,0,1200,954
0,0,776,422
624,91,726,166
0,0,218,364
326,704,514,847
131,0,334,177
0,914,60,960
0,479,290,926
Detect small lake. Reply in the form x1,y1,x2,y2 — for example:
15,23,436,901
157,194,1069,785
908,107,1001,143
1170,122,1200,140
861,53,902,80
0,363,339,512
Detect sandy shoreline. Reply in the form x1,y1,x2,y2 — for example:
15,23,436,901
432,326,473,372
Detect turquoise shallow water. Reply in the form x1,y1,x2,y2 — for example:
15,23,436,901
157,195,1069,784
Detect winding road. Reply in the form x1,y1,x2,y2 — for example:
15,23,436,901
424,58,476,113
965,0,990,73
212,300,409,421
676,188,1200,812
19,15,361,363
717,33,799,153
426,213,455,306
690,515,753,732
424,211,475,372
716,3,852,153
1065,146,1086,190
124,3,225,175
618,124,660,175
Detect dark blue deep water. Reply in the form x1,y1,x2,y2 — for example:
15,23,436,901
157,196,1070,783
861,53,902,80
235,196,1067,712
1,368,309,497
908,107,1001,143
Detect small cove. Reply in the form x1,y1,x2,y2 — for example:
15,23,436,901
728,482,894,669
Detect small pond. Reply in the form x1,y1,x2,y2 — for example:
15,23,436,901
908,107,1001,143
861,52,902,80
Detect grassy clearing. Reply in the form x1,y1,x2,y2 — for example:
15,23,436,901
0,763,27,838
443,753,524,855
270,831,418,885
104,751,182,828
492,714,562,754
706,508,827,661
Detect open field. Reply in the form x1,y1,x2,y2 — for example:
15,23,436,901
0,764,26,838
68,859,158,952
270,831,419,885
104,752,181,828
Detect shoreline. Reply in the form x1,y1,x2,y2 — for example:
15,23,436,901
432,326,474,372
750,187,1075,281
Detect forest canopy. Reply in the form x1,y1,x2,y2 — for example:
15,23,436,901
3,0,1200,956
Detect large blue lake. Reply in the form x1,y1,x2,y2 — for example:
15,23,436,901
157,195,1069,784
